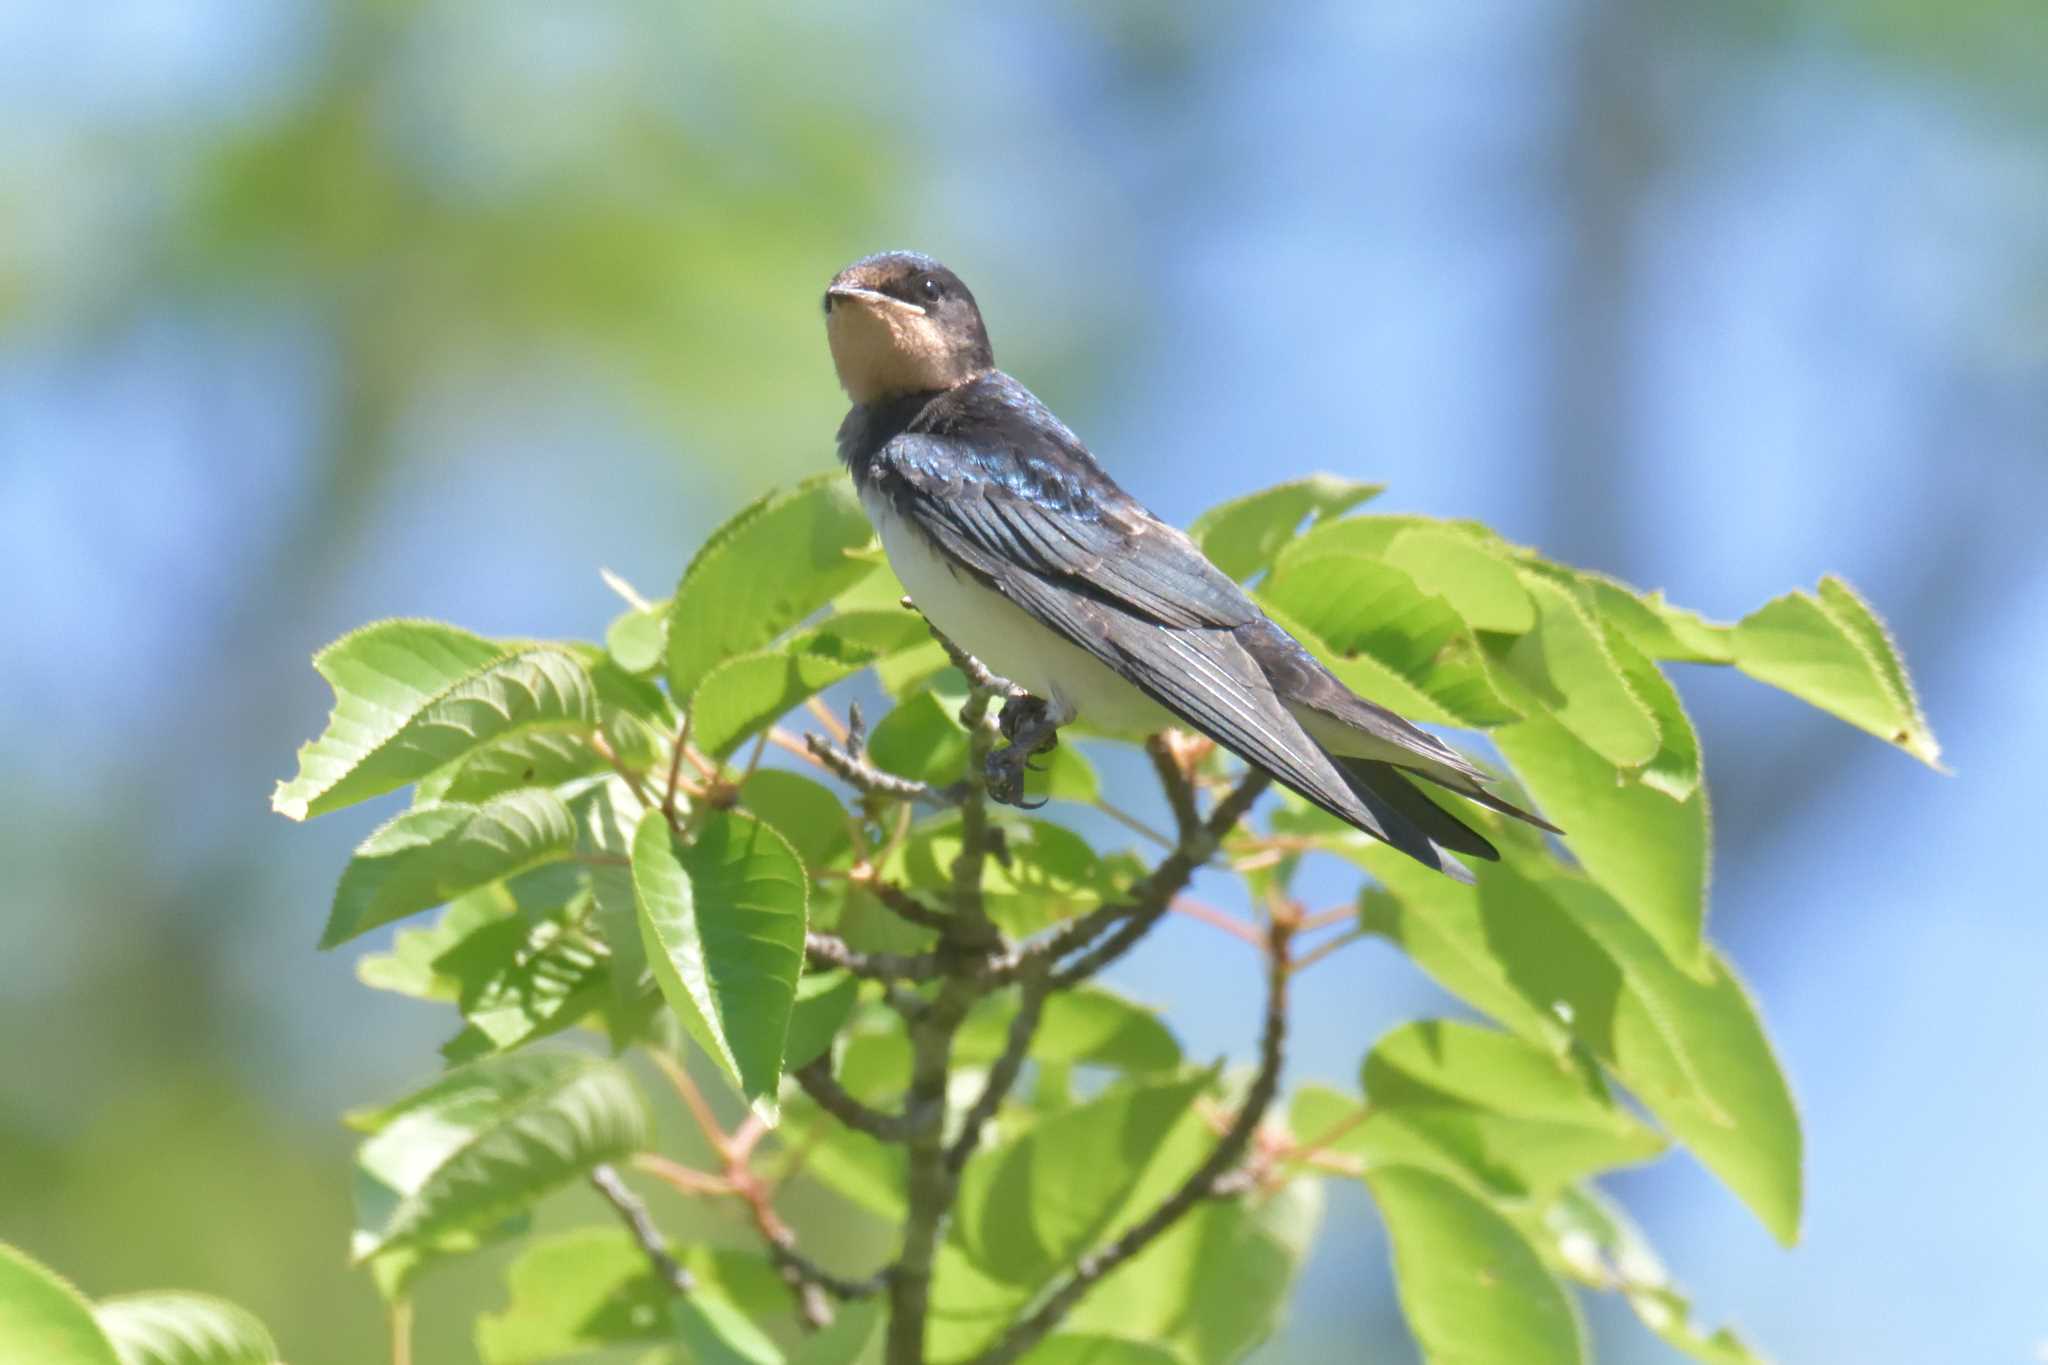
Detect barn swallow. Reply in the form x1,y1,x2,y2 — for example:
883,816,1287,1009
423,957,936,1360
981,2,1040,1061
822,250,1558,879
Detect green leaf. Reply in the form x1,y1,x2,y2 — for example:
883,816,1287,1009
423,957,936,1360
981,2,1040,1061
1359,852,1803,1246
476,1230,791,1365
1384,526,1535,633
666,475,879,699
787,1105,905,1221
274,622,596,820
415,730,608,805
350,1051,648,1260
1029,1337,1189,1365
436,905,612,1062
784,971,859,1072
1064,1179,1322,1365
1494,708,1708,974
884,815,1132,936
690,611,930,760
1531,1186,1769,1365
956,985,1181,1074
670,1292,785,1365
787,1300,883,1365
356,887,512,1002
0,1242,121,1365
740,769,855,870
583,778,654,1040
1368,1164,1585,1365
1259,555,1520,728
321,789,579,948
632,809,808,1118
94,1293,278,1365
607,600,670,676
1188,474,1382,581
1356,1020,1664,1199
1498,574,1660,770
366,1215,532,1303
1732,576,1942,768
1578,575,1734,664
1601,621,1702,802
1534,872,1802,1246
951,1072,1209,1288
865,689,967,785
929,1072,1214,1361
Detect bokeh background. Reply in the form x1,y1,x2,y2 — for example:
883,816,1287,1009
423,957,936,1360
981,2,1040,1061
4,2,2045,1361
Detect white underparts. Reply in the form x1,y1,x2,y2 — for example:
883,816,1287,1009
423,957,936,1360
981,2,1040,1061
862,487,1174,737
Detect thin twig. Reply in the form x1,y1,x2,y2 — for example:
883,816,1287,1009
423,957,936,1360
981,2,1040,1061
1148,733,1202,839
808,732,953,804
794,1058,917,1142
805,931,943,982
1299,903,1357,933
1169,896,1264,946
1293,1101,1375,1162
769,727,832,770
862,876,955,933
1291,926,1366,972
947,673,1004,945
589,732,659,815
885,978,974,1365
1092,797,1173,849
388,1297,412,1365
967,917,1294,1365
632,1152,732,1197
805,695,851,745
662,714,694,821
590,1163,695,1294
947,969,1050,1172
741,727,774,783
740,1182,836,1330
647,1050,730,1159
1045,771,1272,988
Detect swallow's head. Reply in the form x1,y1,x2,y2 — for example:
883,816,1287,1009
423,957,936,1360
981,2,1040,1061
824,251,994,405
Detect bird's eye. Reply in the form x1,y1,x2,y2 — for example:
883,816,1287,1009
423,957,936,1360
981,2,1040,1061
920,276,942,302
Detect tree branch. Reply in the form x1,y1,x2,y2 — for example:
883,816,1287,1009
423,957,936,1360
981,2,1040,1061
589,1163,694,1295
1044,770,1271,988
808,732,957,806
736,1174,851,1330
885,977,974,1365
947,968,1051,1173
794,1058,918,1142
883,622,1015,1365
1147,733,1202,839
861,875,956,934
967,917,1294,1365
805,931,942,982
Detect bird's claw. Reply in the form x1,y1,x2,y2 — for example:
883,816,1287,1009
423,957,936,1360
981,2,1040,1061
985,693,1061,809
983,745,1048,809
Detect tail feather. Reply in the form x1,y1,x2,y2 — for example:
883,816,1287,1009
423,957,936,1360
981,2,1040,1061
1405,765,1565,836
1328,756,1479,883
1338,758,1501,862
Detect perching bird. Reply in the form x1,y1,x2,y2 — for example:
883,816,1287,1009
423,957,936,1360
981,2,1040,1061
823,250,1558,879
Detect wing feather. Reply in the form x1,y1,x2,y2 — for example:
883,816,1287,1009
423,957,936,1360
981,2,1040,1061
866,426,1520,876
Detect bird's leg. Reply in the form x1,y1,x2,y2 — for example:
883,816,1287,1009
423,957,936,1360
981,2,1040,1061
986,692,1065,808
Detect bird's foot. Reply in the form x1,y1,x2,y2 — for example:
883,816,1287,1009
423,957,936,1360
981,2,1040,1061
985,694,1062,809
